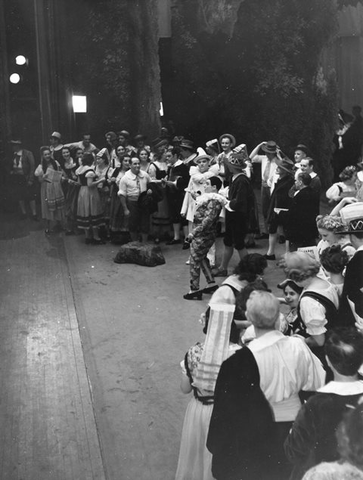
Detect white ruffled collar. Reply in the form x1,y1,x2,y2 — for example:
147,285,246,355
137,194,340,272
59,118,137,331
196,192,228,207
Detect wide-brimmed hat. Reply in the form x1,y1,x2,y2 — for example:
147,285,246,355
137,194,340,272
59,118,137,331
10,139,22,145
51,131,61,140
340,202,363,234
219,134,236,148
105,131,117,141
228,144,249,170
276,157,294,174
180,139,194,150
277,278,303,293
261,140,277,154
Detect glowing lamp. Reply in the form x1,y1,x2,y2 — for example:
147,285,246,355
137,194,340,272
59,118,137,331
15,55,27,66
9,73,21,84
72,95,87,113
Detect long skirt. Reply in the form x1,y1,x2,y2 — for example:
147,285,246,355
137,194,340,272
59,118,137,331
64,183,79,222
40,181,65,222
175,397,214,480
77,186,105,230
109,187,128,232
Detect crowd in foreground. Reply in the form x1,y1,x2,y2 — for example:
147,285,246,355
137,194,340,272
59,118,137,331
5,127,363,479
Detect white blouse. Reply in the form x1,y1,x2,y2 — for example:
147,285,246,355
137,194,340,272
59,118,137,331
248,330,325,422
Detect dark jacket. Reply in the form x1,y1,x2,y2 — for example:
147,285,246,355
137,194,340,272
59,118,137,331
207,347,275,480
339,250,363,327
282,187,319,243
9,149,35,183
267,174,294,224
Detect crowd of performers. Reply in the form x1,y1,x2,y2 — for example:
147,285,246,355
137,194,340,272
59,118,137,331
6,126,363,479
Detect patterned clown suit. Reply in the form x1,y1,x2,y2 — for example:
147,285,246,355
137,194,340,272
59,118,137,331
189,194,225,291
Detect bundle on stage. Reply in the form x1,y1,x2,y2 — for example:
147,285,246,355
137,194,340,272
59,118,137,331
114,241,165,267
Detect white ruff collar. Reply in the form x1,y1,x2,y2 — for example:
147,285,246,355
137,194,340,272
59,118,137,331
196,192,228,207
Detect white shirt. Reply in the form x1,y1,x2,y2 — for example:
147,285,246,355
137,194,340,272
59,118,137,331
248,330,325,422
251,154,278,189
118,170,151,198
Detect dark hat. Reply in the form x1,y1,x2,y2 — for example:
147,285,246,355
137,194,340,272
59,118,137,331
340,202,363,234
219,134,236,148
10,139,22,145
277,278,303,293
180,139,194,150
276,157,294,174
261,141,277,154
172,136,184,146
134,134,147,142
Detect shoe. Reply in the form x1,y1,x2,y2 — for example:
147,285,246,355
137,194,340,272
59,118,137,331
202,284,219,294
166,239,181,245
256,233,269,240
183,290,203,300
213,268,228,277
45,229,51,236
185,259,190,265
263,254,276,260
32,214,39,221
65,230,75,236
279,235,286,244
182,241,190,250
154,237,160,245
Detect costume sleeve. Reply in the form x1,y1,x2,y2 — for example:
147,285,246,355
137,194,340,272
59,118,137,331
299,297,327,336
85,170,96,179
192,200,222,236
34,164,43,177
326,184,341,201
229,178,249,212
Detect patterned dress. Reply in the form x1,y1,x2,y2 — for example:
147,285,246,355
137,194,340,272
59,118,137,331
76,166,104,230
35,162,65,222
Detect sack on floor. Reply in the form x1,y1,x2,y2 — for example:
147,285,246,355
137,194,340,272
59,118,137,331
114,241,166,267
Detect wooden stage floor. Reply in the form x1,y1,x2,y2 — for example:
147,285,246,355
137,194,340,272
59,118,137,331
0,216,105,480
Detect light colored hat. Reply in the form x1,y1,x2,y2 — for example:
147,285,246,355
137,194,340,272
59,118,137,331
195,154,212,164
228,144,249,169
51,131,61,139
219,133,236,148
96,147,110,162
340,202,363,234
10,139,22,145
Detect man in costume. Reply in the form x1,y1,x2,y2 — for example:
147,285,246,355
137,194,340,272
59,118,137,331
183,176,227,300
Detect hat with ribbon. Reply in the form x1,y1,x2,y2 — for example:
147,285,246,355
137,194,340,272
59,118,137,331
195,154,212,164
261,140,277,154
340,202,363,234
219,133,236,148
105,131,117,141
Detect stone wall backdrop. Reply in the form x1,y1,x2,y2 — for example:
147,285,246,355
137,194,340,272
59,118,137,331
167,0,339,187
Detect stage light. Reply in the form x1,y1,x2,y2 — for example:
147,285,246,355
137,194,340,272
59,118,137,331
15,55,27,66
72,95,87,113
9,73,21,84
